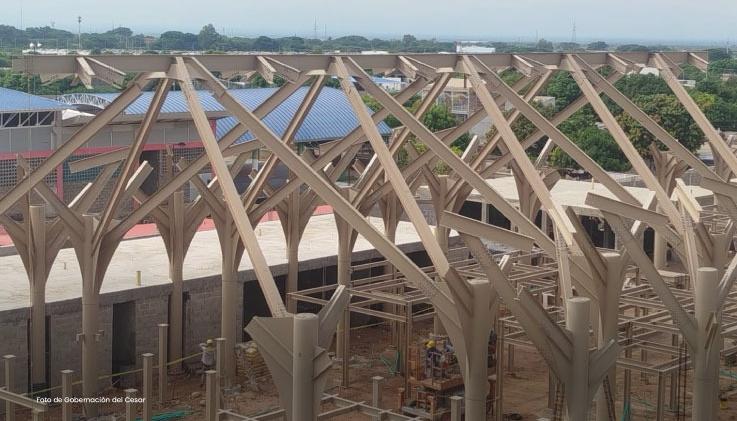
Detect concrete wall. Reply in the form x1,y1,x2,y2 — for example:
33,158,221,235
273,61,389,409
47,298,113,395
0,126,54,153
0,308,29,393
60,121,201,149
0,239,439,398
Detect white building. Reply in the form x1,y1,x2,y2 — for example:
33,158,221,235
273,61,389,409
455,43,496,54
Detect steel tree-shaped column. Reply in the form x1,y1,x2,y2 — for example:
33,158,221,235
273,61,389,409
593,193,737,421
2,153,122,391
448,215,617,421
245,287,350,421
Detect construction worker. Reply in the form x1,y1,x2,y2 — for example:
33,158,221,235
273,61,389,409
200,339,216,386
425,340,441,379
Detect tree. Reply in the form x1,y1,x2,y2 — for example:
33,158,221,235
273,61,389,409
557,42,580,51
253,36,279,52
545,71,581,110
587,41,608,50
485,101,554,158
693,91,737,131
616,44,650,52
158,31,198,50
500,68,523,86
198,24,221,50
614,74,670,98
402,34,417,46
707,48,731,62
549,127,630,172
419,104,457,132
108,27,133,38
249,74,286,88
708,58,737,76
535,38,554,52
362,94,401,128
616,94,704,159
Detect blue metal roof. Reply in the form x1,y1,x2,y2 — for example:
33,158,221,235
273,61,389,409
80,87,391,143
0,87,69,112
81,90,224,115
217,87,391,144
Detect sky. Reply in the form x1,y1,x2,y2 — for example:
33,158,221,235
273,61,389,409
6,0,737,44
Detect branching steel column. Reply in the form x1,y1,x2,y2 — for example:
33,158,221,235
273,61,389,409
333,56,456,279
28,206,47,388
693,267,720,420
334,188,355,386
175,58,288,317
167,191,186,366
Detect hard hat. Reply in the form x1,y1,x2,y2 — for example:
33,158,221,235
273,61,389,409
206,339,214,346
426,340,436,349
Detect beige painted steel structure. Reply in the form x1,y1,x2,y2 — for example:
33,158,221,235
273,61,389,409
5,50,737,420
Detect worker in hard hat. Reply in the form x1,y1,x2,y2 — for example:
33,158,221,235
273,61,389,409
200,339,216,386
425,340,441,379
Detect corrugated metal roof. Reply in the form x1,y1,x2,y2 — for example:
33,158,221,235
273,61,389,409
217,87,391,144
78,87,391,143
84,90,225,115
0,87,69,112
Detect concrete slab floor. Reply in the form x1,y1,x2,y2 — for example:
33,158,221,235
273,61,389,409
0,213,436,312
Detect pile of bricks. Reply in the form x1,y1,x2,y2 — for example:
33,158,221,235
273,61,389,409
235,342,269,388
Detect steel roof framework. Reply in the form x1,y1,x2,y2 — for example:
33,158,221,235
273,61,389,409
3,51,737,421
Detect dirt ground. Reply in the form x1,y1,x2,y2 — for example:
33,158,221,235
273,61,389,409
11,320,737,420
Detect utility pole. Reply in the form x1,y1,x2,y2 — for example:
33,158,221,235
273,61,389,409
77,16,82,50
571,17,577,44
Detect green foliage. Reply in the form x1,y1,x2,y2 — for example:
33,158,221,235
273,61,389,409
535,38,554,52
157,31,198,50
693,90,737,131
402,34,417,46
393,104,469,173
557,42,581,52
545,71,580,111
0,69,121,94
681,64,707,82
616,44,650,52
253,36,280,52
325,77,342,89
587,41,608,50
361,94,401,128
614,74,670,98
549,127,631,172
558,106,598,138
616,94,703,157
451,133,472,151
248,74,285,88
708,58,737,75
499,69,523,86
707,48,731,62
419,104,457,132
197,24,221,51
